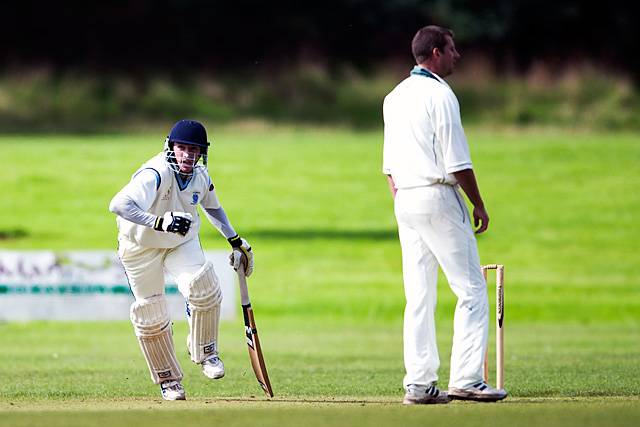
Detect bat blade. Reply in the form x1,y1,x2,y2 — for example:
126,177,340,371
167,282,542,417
242,304,274,397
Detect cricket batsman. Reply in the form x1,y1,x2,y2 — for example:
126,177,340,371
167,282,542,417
109,119,253,400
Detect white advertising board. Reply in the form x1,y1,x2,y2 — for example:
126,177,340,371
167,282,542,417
0,250,236,321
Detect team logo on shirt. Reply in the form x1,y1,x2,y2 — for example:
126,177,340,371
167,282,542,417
161,187,171,201
191,192,200,205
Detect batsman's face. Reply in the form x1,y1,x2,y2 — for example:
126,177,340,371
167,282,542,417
173,143,201,173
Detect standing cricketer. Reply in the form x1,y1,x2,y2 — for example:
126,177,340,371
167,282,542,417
382,25,507,404
109,119,253,400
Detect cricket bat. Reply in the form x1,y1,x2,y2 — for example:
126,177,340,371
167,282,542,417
237,268,274,398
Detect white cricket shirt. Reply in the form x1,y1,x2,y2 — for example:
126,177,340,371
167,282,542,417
115,152,221,248
382,66,472,188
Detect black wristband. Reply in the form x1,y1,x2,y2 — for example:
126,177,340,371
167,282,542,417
228,234,242,248
154,216,164,231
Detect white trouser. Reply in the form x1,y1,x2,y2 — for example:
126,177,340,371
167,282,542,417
118,236,207,300
394,184,488,390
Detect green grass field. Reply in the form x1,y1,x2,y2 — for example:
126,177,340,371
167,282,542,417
1,125,639,425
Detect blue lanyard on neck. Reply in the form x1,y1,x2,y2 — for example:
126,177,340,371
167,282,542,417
410,66,440,83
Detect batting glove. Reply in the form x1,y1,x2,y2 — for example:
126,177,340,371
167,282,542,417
154,212,193,236
228,235,254,276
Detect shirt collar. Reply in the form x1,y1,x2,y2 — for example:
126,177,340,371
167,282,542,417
410,66,443,83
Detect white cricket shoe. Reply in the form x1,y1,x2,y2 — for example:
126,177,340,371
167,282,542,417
448,381,507,402
201,355,225,379
403,384,451,405
160,380,186,401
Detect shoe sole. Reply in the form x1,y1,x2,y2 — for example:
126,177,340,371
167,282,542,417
202,367,225,380
448,390,507,402
162,394,186,401
203,372,225,380
403,397,451,405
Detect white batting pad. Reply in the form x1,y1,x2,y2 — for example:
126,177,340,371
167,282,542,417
186,262,223,363
130,295,183,384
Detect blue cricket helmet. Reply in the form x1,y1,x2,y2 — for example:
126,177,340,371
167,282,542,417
166,119,210,152
164,119,211,173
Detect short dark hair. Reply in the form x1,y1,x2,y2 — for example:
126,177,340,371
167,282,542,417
411,25,454,64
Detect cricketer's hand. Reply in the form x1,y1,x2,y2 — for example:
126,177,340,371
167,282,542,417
228,235,254,276
154,212,193,236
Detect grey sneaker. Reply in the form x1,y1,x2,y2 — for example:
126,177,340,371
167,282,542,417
160,380,186,401
448,381,507,402
403,384,451,405
201,355,225,379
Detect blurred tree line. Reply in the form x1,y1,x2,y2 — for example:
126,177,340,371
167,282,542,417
5,0,639,78
1,0,638,130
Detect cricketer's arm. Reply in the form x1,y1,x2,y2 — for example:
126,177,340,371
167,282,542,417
386,174,397,199
452,168,489,234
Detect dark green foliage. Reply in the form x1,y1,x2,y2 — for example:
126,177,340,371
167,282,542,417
1,68,638,131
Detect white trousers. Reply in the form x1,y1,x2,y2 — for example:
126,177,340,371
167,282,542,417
118,236,207,301
394,185,488,389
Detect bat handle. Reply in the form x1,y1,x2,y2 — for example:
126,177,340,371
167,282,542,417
237,268,251,306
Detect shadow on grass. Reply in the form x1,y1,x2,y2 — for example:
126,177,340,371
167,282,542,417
0,228,28,241
247,228,397,241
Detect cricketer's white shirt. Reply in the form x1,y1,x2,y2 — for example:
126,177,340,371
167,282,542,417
115,152,221,248
382,68,472,188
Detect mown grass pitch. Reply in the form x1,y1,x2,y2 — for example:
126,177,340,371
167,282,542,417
2,399,639,427
1,320,639,426
1,125,639,425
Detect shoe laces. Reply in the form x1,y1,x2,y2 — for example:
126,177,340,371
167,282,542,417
161,380,182,391
202,355,220,365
